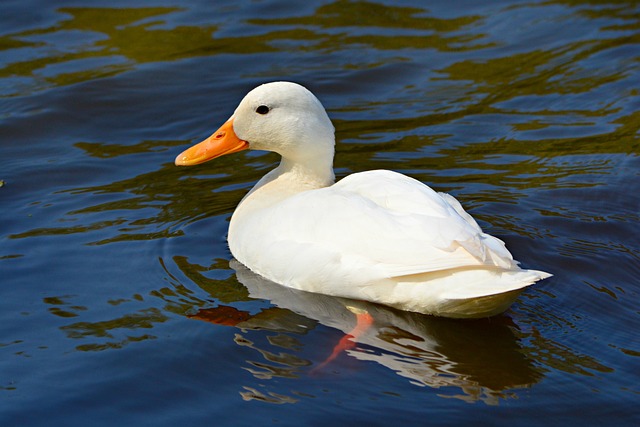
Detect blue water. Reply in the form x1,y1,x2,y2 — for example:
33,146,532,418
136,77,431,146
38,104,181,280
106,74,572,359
1,0,639,425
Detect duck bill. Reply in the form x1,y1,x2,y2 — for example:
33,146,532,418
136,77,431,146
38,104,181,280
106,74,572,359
174,118,249,166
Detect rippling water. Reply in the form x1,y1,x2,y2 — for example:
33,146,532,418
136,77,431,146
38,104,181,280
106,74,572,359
1,0,639,425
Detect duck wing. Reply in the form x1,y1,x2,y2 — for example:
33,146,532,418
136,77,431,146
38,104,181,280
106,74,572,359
232,170,519,286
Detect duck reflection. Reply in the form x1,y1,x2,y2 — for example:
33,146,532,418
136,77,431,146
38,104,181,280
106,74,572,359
189,259,542,404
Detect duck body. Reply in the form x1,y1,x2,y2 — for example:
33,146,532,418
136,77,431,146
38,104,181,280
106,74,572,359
176,81,551,318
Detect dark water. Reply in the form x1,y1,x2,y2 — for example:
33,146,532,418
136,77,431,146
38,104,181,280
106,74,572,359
1,0,639,425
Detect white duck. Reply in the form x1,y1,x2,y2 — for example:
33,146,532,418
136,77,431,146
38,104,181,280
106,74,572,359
175,81,551,318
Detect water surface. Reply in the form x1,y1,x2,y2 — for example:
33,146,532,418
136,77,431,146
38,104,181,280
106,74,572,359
1,0,639,425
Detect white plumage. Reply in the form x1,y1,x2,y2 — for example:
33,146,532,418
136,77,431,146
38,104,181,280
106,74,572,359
175,81,551,318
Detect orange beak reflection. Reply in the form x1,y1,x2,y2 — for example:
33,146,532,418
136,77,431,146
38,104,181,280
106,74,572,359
174,118,249,166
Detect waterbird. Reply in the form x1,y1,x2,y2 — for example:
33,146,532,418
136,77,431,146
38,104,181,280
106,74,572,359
175,81,551,318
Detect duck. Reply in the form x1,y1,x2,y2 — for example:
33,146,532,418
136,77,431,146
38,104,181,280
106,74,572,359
175,81,551,318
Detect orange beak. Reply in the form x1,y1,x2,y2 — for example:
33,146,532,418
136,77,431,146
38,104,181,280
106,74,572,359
174,118,249,166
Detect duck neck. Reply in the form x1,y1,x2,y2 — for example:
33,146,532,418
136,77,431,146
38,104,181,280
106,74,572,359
234,148,335,218
276,152,335,190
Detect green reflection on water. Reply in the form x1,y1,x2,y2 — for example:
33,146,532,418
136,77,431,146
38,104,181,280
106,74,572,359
250,0,476,31
74,140,184,158
2,7,182,86
441,42,635,97
0,6,260,94
249,0,491,52
168,255,251,305
44,255,253,352
57,304,168,351
0,1,494,96
8,140,265,243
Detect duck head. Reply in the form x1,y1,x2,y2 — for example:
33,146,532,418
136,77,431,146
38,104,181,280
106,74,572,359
175,81,335,167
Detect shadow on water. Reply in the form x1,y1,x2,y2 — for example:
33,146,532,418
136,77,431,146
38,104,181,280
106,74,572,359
161,257,611,405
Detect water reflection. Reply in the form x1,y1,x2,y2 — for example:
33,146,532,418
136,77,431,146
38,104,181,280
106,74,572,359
47,294,167,352
1,5,268,95
0,1,494,97
38,247,613,403
249,0,490,52
158,255,615,405
183,260,537,404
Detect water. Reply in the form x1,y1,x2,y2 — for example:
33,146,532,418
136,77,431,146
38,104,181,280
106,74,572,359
1,0,639,425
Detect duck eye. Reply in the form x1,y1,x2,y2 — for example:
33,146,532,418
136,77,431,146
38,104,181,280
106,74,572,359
256,105,270,115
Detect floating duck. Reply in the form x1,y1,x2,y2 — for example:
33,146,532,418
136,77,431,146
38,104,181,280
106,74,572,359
175,81,551,318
